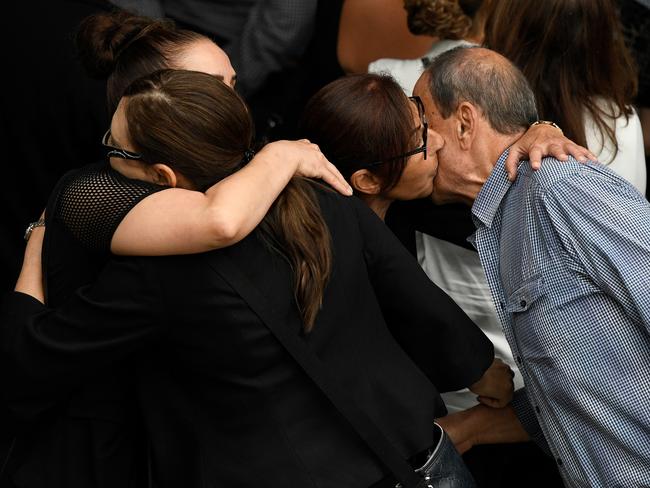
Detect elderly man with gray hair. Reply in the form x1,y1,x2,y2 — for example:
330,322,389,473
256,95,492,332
412,46,650,487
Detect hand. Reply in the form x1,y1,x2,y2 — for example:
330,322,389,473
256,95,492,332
437,404,530,455
436,410,476,455
469,358,514,408
262,139,353,196
505,124,597,181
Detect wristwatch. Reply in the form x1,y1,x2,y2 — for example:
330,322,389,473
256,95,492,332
24,218,46,241
531,120,563,134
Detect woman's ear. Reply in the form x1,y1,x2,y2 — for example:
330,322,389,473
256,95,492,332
149,163,178,187
349,169,383,195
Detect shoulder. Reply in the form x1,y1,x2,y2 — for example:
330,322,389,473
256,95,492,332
312,182,362,221
368,57,425,94
311,183,383,237
516,157,649,219
518,156,630,192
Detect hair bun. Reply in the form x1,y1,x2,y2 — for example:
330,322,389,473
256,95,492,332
404,0,473,40
75,10,171,78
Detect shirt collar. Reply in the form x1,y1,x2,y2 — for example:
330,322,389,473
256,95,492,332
471,148,516,229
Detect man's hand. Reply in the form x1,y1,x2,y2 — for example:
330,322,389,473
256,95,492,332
505,123,597,181
469,358,514,408
437,404,530,455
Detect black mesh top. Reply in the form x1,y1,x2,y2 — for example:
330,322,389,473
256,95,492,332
43,161,165,306
54,162,165,253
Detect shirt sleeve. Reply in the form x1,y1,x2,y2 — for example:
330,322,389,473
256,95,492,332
0,257,164,421
351,197,494,392
53,163,166,253
226,0,317,97
542,166,650,334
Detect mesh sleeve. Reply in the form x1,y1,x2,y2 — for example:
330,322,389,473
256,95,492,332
54,162,166,253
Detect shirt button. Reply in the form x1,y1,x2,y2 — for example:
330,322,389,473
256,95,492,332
520,299,527,308
516,356,522,364
556,458,563,467
535,406,541,414
500,301,505,310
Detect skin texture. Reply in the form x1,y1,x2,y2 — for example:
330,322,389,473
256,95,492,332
177,39,237,88
351,99,445,220
337,0,435,73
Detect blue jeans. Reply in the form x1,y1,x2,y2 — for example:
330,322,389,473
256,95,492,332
413,424,477,488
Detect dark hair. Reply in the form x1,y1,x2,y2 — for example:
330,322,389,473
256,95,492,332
299,73,417,192
76,10,206,113
404,0,485,40
425,46,538,134
123,70,332,331
484,0,638,162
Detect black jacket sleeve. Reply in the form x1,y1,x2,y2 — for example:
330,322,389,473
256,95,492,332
0,257,164,420
352,198,494,392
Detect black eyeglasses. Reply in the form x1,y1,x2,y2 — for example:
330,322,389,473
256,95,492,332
361,96,428,169
102,129,145,161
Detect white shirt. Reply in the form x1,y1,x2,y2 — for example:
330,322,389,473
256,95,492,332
369,39,472,96
584,100,646,194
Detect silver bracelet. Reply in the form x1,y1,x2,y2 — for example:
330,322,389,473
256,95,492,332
24,218,46,242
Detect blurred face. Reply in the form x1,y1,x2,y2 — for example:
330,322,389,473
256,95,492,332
384,98,444,201
179,39,237,88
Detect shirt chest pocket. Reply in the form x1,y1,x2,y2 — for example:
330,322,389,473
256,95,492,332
506,276,546,313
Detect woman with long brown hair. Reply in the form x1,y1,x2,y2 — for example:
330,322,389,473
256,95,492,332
484,0,646,192
5,69,498,487
0,11,350,488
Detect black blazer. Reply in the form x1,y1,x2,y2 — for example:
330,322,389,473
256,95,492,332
1,189,493,488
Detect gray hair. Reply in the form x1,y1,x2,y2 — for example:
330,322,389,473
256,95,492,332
425,46,538,134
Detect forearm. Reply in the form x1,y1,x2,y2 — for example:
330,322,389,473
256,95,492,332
437,403,529,454
112,140,348,256
14,227,45,304
112,145,299,255
202,144,300,242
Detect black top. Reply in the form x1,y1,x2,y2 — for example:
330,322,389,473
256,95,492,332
43,161,165,306
385,199,477,256
1,162,163,488
2,184,493,488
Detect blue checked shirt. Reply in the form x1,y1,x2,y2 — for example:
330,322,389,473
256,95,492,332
469,151,650,487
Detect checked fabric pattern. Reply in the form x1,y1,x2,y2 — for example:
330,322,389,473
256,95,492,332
469,151,650,487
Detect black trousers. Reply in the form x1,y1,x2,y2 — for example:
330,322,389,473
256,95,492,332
463,442,564,488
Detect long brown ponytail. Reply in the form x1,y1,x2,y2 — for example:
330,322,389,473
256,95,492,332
123,69,331,331
257,179,332,332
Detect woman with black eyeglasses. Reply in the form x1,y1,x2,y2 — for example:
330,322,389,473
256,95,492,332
300,74,443,221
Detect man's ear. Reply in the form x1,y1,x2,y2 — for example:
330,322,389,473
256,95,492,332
349,169,383,195
149,163,178,187
455,101,478,150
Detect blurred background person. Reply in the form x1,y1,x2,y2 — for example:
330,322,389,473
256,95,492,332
485,0,646,193
369,0,488,93
337,0,436,74
150,0,354,144
617,0,650,198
